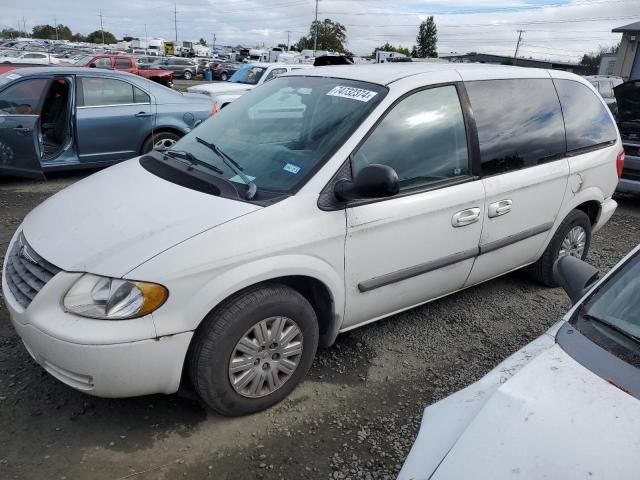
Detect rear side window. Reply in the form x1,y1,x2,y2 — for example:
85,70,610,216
353,85,469,191
0,78,48,115
115,57,133,69
80,77,143,106
554,79,617,152
466,79,565,176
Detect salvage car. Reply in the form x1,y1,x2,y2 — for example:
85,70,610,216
74,54,174,87
2,64,622,416
0,67,213,179
614,79,640,193
187,63,313,110
399,246,640,480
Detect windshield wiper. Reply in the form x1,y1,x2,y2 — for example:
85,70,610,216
195,136,257,200
582,313,640,345
162,150,223,175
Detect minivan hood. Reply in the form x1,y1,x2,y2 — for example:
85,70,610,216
21,158,261,278
614,80,640,139
427,345,640,479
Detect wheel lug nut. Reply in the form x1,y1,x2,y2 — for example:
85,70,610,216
270,343,277,349
254,359,260,366
262,363,269,370
272,353,280,360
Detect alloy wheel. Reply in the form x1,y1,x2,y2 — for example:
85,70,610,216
559,226,587,259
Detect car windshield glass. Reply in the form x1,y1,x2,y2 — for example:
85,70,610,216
73,55,95,65
229,65,267,85
581,252,640,342
165,76,386,198
0,72,22,88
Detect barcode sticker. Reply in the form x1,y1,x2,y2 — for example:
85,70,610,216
327,86,377,102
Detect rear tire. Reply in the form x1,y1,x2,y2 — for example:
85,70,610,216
221,72,228,81
528,209,592,287
188,284,319,416
183,70,192,80
142,131,180,154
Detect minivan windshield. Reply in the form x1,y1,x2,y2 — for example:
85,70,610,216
229,65,267,85
159,76,386,199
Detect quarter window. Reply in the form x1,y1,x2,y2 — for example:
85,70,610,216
353,85,469,191
80,78,149,106
466,79,565,176
264,68,287,82
554,79,618,152
0,78,48,115
93,58,112,69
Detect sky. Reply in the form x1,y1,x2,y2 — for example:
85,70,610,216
2,0,639,61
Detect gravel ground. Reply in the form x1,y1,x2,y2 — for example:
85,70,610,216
1,172,639,480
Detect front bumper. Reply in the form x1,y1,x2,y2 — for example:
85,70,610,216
2,247,192,398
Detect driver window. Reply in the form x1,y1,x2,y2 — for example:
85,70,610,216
352,85,469,192
264,68,287,83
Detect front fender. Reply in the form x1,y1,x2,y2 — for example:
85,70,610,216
149,254,345,338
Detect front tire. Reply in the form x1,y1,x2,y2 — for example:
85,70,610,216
528,209,592,287
183,69,193,80
220,72,229,81
188,284,319,416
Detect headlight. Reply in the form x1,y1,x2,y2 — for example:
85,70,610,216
63,274,168,320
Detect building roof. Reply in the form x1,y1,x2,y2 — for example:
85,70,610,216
613,21,640,33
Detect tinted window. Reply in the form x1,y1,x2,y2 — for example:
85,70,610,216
0,78,48,115
115,57,133,69
133,86,150,103
353,85,469,191
555,79,617,152
81,78,137,106
466,79,565,176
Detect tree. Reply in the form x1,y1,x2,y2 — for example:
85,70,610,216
372,42,410,58
580,43,621,74
71,33,87,42
277,43,288,50
85,30,117,44
199,37,207,46
1,28,29,38
294,18,347,52
416,16,438,58
122,36,135,42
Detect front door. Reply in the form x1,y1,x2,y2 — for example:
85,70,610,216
75,76,155,163
463,78,569,286
0,77,49,179
344,84,484,328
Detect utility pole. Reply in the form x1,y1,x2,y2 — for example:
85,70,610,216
513,30,524,66
54,16,58,40
98,10,105,44
174,4,178,43
286,30,291,51
212,33,216,50
313,0,319,52
22,16,27,37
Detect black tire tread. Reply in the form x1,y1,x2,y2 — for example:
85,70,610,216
188,283,318,416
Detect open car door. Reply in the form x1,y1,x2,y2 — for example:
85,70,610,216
0,115,44,180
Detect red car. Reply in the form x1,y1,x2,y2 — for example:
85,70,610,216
76,54,174,88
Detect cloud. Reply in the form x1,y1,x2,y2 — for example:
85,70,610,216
2,0,637,60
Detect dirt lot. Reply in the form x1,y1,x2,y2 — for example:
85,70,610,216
1,171,639,480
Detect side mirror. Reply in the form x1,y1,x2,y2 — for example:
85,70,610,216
88,63,96,68
334,164,399,201
553,256,600,305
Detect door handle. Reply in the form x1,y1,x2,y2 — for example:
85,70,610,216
452,208,481,227
13,126,31,134
134,112,153,117
488,199,513,218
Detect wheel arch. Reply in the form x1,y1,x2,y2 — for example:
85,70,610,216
139,127,186,154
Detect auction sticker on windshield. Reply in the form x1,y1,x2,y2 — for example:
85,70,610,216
327,86,378,102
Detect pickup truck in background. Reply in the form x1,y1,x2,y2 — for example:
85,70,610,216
76,54,174,88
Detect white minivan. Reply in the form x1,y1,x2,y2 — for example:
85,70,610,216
2,64,623,416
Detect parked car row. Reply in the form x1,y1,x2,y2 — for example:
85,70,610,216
0,67,213,179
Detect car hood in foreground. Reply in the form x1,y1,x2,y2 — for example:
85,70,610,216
400,339,640,480
21,158,261,278
187,82,254,95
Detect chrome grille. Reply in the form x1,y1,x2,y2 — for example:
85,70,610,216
5,232,60,309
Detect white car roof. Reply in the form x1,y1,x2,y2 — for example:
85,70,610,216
248,62,313,69
287,63,575,86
